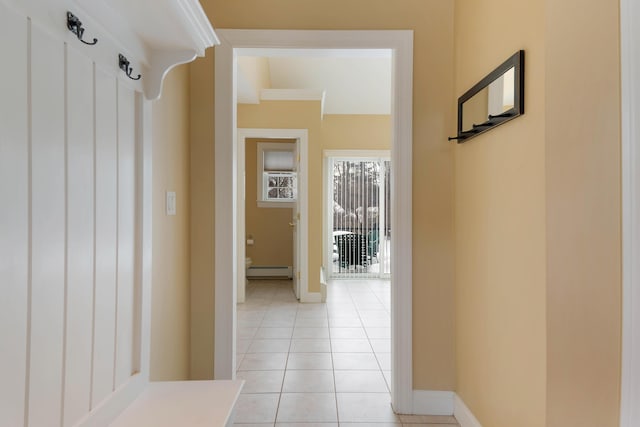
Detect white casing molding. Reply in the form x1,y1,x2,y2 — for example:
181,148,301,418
214,38,237,380
323,149,391,159
412,390,454,416
453,394,483,427
214,29,414,413
1,0,218,100
620,0,640,425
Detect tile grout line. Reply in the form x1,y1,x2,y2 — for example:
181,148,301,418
270,295,291,426
327,296,340,425
235,279,394,426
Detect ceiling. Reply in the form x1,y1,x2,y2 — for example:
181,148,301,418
237,49,392,115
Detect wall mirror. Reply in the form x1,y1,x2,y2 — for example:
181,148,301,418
450,50,524,143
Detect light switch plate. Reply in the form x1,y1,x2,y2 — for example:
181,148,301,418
166,191,176,216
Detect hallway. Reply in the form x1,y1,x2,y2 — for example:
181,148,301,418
234,279,460,426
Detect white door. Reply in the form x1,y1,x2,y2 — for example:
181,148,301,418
292,139,300,299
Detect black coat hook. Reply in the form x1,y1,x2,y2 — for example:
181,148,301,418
67,12,98,45
448,129,480,142
119,54,141,80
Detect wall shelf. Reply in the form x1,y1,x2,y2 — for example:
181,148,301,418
3,0,218,100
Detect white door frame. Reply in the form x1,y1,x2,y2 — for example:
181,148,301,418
236,128,310,304
620,0,640,424
214,29,414,413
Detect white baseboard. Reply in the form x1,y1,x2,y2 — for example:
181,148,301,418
454,393,483,427
246,266,292,278
412,390,454,416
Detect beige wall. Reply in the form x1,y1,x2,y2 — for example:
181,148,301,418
321,115,391,151
453,1,547,426
245,138,295,267
455,0,621,426
189,50,216,380
545,0,621,425
150,64,191,380
191,0,456,389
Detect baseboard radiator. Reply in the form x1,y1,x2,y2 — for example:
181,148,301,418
246,266,293,279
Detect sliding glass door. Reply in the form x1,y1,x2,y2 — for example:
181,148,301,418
328,157,390,279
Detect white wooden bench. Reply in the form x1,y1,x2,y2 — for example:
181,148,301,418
110,380,244,427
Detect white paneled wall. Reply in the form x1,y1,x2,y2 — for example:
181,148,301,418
115,82,137,390
0,5,29,427
93,66,119,410
63,46,96,427
0,3,144,426
29,20,66,427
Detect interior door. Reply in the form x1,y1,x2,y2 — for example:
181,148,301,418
292,139,300,299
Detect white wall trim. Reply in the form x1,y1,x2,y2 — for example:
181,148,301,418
389,30,414,415
322,156,330,278
214,30,414,412
411,390,454,416
323,149,391,159
620,0,640,425
214,39,236,380
260,88,326,118
453,394,483,427
246,266,293,278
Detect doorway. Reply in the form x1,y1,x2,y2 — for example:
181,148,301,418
324,152,391,279
214,29,414,413
236,128,310,304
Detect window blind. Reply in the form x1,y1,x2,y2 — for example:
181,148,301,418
263,150,294,171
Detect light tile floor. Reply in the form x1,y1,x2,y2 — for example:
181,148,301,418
234,279,460,427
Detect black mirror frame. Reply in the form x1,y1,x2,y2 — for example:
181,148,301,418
450,50,525,144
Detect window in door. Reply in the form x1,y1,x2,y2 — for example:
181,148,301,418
257,142,297,207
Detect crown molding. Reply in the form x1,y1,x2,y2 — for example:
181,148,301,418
260,89,326,117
